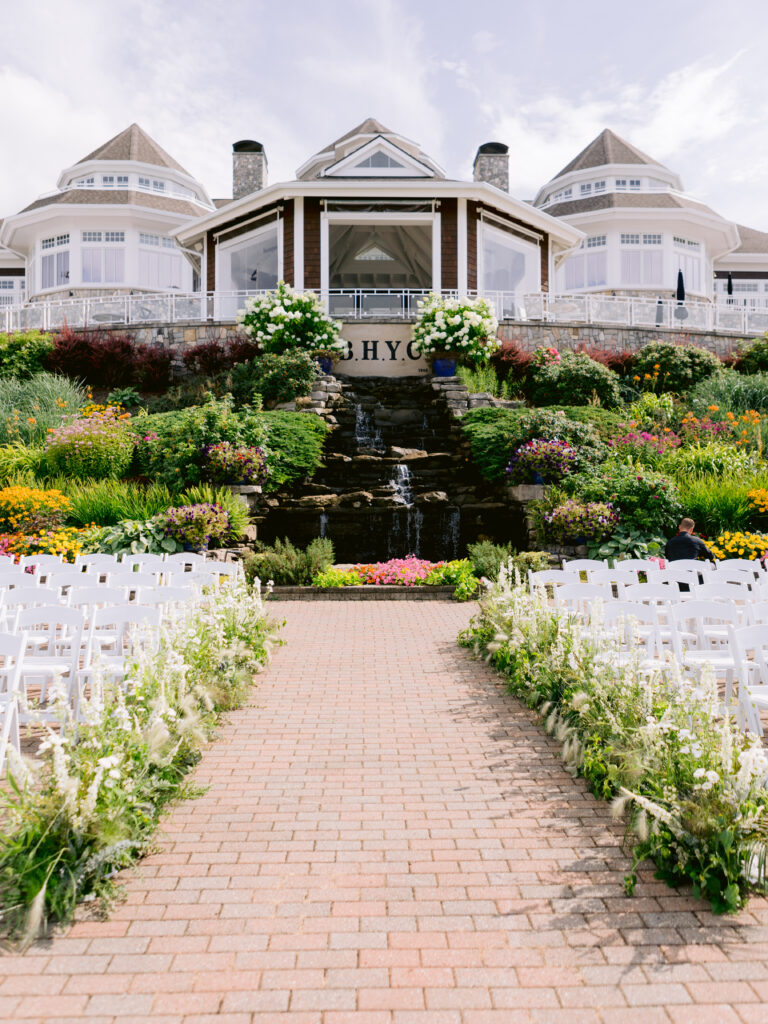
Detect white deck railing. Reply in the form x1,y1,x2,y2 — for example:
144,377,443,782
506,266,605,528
2,288,768,336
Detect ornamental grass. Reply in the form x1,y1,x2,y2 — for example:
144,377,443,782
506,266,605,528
460,571,768,913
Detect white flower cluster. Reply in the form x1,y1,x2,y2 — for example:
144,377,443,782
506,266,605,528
412,293,500,364
236,282,346,357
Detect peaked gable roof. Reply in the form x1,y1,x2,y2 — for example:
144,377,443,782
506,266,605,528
74,124,190,175
331,118,393,148
553,129,669,180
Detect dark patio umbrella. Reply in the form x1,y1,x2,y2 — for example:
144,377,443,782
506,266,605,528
676,269,686,303
727,272,734,304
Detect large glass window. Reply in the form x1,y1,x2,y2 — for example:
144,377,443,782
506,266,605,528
41,250,69,289
620,233,664,286
328,222,431,289
480,223,540,297
221,223,279,291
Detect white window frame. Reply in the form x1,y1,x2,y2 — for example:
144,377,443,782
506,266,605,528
216,218,284,293
320,211,437,298
477,220,541,298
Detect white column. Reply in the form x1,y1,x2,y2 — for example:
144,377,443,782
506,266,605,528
456,198,467,296
432,212,441,292
320,211,329,300
293,196,304,289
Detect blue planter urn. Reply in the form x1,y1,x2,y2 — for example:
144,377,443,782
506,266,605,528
433,357,457,377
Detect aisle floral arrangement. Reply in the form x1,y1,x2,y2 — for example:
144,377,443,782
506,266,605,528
0,576,280,944
460,567,768,913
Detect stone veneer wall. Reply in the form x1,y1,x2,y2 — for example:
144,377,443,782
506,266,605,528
65,319,753,362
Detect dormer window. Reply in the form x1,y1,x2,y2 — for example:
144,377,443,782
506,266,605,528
580,183,591,195
629,178,641,190
563,188,572,198
354,243,395,261
355,152,404,169
594,180,606,192
615,179,627,190
75,177,95,188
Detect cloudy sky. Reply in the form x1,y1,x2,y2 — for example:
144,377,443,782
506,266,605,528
3,0,766,228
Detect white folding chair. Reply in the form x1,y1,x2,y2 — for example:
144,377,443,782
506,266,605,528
0,633,23,777
120,553,168,572
2,588,63,631
668,602,739,702
67,586,132,619
554,582,611,620
587,567,643,593
717,558,765,577
46,569,93,597
529,568,570,591
135,585,195,610
747,602,768,625
561,558,605,573
79,605,161,697
728,624,768,734
163,552,207,570
15,606,84,719
611,558,661,573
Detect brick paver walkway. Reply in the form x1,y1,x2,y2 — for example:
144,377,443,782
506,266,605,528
2,600,768,1024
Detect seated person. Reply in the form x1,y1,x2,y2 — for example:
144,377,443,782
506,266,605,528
665,518,715,563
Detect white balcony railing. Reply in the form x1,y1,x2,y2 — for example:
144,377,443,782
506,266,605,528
2,289,768,336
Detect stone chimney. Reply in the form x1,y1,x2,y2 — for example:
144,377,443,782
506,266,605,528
473,142,509,192
232,140,267,199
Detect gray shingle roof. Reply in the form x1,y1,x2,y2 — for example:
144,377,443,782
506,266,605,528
732,223,768,254
74,124,190,175
544,191,718,218
20,189,202,217
553,129,668,180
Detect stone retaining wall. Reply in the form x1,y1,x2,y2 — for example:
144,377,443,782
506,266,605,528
68,319,753,361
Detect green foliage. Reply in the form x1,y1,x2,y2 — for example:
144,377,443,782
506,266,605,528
460,406,607,482
422,559,479,600
587,525,665,561
179,483,250,541
87,518,181,555
565,460,683,535
312,567,362,587
545,405,624,439
228,351,317,407
660,441,763,480
688,369,768,416
509,550,552,576
467,539,515,580
0,331,55,379
626,391,677,430
107,386,143,410
0,443,46,482
261,411,329,490
734,333,768,374
456,365,513,399
632,340,721,394
244,537,335,586
45,417,136,480
676,472,768,536
526,352,622,409
55,479,178,527
0,579,278,941
132,396,269,488
0,373,87,445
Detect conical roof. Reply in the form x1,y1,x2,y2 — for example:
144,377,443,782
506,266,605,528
74,123,190,175
553,128,668,180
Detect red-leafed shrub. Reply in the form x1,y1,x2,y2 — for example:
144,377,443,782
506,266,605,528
225,336,260,365
492,341,532,381
181,340,227,377
573,344,636,377
45,327,170,390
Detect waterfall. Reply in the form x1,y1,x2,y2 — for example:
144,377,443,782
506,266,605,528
445,508,461,559
319,510,328,538
388,461,423,556
354,403,383,449
391,463,413,505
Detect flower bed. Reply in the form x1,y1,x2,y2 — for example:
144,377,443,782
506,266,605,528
460,570,768,913
313,557,479,600
0,576,280,943
506,438,577,484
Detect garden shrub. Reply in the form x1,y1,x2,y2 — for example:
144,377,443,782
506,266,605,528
688,369,768,417
506,439,578,484
456,364,513,399
45,413,136,480
542,499,619,543
228,350,317,406
676,474,764,536
179,483,251,541
466,540,550,581
573,344,636,377
526,351,622,408
491,340,532,383
631,340,720,394
0,373,87,446
182,339,229,377
660,441,762,480
261,411,329,490
460,407,607,482
45,327,171,391
163,503,231,549
0,485,70,532
0,331,55,378
733,333,768,374
88,517,182,555
546,405,623,439
205,441,267,485
411,294,500,365
238,282,345,358
244,537,334,586
133,396,269,488
565,461,682,535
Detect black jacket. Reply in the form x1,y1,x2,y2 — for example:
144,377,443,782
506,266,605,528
664,532,715,562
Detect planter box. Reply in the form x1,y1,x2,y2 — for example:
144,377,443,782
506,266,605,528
268,585,460,601
507,483,547,503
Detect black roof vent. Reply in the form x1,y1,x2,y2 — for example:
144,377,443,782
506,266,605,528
233,140,264,153
477,142,508,156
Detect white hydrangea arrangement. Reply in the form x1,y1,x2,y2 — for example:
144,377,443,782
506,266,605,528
236,281,347,358
411,294,500,365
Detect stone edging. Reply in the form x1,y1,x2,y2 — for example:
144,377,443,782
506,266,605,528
268,585,459,601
